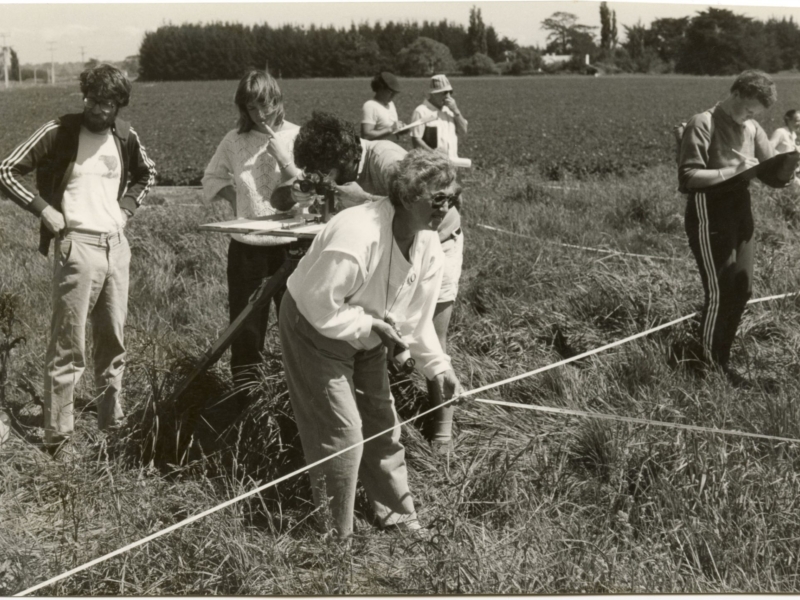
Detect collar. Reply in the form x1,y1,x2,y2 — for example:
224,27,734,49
423,99,439,112
712,102,744,129
357,138,369,177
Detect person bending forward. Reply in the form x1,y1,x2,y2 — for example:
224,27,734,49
278,149,463,538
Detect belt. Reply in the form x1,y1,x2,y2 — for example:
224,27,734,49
61,229,125,247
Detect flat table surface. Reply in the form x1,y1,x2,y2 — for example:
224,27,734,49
199,213,325,240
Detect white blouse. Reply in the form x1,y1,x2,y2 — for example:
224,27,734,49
770,126,798,154
286,198,450,379
202,122,299,246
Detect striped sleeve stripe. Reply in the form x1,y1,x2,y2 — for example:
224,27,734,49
0,120,59,205
129,127,156,206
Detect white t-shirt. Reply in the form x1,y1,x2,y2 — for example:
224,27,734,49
62,127,123,233
357,139,406,196
353,138,460,241
770,126,798,154
202,122,300,246
361,99,399,131
410,99,458,158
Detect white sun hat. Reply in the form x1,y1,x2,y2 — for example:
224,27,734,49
429,74,453,94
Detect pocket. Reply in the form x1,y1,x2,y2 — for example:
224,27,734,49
59,239,72,262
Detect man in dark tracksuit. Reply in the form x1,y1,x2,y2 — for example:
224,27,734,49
0,64,155,449
678,70,779,385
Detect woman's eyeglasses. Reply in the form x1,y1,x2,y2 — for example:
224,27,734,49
430,190,460,209
83,97,116,112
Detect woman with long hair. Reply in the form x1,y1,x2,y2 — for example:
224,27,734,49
202,70,300,414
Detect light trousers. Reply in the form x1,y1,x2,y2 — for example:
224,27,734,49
279,292,417,537
44,231,129,443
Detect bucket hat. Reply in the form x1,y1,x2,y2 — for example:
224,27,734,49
429,74,453,94
380,71,401,92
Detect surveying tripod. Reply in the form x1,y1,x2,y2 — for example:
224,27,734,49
166,185,336,405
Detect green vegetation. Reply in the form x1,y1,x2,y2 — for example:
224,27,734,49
2,77,800,594
131,4,800,81
137,10,516,81
3,75,799,186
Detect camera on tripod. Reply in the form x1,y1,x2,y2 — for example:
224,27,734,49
293,171,338,222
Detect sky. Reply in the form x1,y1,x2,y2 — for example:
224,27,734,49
3,0,800,65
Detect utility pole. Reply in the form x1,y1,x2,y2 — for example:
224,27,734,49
1,33,9,89
47,42,56,85
80,46,85,64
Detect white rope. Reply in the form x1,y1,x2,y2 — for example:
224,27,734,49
456,290,798,402
459,313,695,399
478,223,683,262
14,398,457,597
747,291,800,306
475,398,800,444
15,289,800,596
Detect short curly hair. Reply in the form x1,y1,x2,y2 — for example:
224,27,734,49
388,149,457,208
79,64,132,108
730,70,777,108
293,111,361,175
235,70,285,134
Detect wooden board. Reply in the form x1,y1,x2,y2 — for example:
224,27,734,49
199,215,325,239
394,114,436,135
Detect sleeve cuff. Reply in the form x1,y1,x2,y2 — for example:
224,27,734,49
119,196,139,215
357,315,375,340
29,195,50,216
421,355,452,380
202,178,231,202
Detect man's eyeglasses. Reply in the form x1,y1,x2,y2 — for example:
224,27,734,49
430,190,460,209
84,97,116,112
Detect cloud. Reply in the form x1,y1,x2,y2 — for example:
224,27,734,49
40,24,94,41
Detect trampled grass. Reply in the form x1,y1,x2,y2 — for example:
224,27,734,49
2,77,800,594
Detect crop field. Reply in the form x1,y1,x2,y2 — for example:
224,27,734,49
2,76,800,594
4,75,800,184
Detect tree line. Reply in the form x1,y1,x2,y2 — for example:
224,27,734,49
546,5,800,75
137,8,531,81
9,4,795,82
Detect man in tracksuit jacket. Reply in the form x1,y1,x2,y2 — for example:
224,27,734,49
0,64,155,449
678,70,786,387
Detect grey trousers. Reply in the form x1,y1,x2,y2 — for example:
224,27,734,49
44,231,129,443
279,292,417,537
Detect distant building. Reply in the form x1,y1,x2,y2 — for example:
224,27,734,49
541,53,571,66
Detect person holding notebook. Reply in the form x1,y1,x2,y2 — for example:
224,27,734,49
361,71,407,142
410,74,468,157
770,109,800,154
409,75,468,451
678,69,779,387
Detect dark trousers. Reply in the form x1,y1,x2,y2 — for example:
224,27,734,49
227,239,289,400
685,187,754,367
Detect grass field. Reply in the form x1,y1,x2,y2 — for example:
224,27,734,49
2,76,800,594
